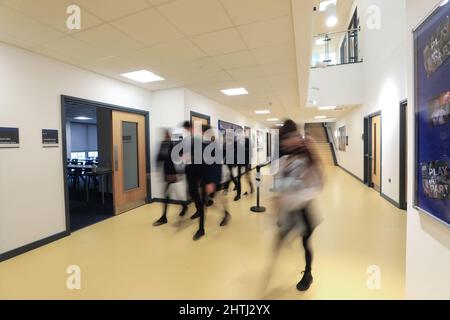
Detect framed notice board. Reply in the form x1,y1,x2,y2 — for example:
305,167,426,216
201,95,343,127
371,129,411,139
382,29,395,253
413,2,450,226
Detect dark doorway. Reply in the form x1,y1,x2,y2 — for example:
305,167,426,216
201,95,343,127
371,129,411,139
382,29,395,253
61,96,151,232
399,100,408,210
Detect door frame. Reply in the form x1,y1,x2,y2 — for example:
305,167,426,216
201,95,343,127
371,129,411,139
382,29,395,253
61,95,152,234
399,100,408,210
190,111,211,126
363,110,382,193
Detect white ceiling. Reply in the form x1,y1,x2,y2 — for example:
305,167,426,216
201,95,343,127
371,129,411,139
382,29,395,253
0,0,303,124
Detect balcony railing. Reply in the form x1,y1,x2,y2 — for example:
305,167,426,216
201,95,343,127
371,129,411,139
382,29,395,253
311,27,362,68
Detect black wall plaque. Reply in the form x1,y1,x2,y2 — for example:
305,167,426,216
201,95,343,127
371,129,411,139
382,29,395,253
42,129,59,145
0,127,20,146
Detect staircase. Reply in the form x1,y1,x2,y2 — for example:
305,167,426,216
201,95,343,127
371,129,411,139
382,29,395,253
305,123,336,166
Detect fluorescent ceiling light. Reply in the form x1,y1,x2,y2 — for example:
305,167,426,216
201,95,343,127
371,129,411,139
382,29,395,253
318,106,336,110
326,16,338,27
267,118,279,122
255,110,271,114
315,116,327,120
221,88,248,96
74,116,93,121
319,0,337,12
276,123,284,127
121,70,164,83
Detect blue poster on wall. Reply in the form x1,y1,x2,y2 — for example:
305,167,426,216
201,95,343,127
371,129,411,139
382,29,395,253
414,2,450,226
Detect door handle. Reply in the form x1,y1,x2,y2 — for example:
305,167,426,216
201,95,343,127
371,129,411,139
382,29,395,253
114,145,119,171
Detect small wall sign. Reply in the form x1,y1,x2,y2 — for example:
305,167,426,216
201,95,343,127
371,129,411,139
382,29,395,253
42,129,59,147
0,127,20,148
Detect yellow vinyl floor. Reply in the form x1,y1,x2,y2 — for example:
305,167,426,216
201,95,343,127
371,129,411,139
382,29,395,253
0,167,406,300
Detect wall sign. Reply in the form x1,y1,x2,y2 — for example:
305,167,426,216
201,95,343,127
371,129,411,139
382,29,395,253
414,3,450,226
0,127,20,148
42,129,59,147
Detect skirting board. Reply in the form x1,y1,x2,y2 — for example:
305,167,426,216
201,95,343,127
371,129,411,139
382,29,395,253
0,231,69,263
380,193,402,209
337,165,364,183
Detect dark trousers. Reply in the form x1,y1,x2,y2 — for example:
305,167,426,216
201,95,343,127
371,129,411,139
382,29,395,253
186,169,206,232
278,207,314,273
224,165,238,191
161,180,188,218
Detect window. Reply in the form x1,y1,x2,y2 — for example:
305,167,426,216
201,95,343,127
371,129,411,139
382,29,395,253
70,152,86,160
88,151,98,158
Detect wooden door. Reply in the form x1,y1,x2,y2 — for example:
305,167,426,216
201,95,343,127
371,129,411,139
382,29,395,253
371,115,381,191
112,111,147,214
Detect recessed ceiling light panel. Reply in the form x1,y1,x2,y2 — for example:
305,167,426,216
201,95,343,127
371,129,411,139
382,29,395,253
221,88,249,96
121,70,164,83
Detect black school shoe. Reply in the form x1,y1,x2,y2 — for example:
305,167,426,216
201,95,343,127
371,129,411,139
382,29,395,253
190,212,200,220
179,206,188,217
296,271,313,291
193,229,205,241
220,211,231,227
153,216,168,227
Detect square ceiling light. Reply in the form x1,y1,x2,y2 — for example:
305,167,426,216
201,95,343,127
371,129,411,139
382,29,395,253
318,106,336,110
221,88,249,96
121,70,164,83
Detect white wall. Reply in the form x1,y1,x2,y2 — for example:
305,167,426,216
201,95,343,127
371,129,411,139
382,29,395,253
333,0,408,203
150,88,186,200
308,63,364,107
405,0,450,300
0,42,153,255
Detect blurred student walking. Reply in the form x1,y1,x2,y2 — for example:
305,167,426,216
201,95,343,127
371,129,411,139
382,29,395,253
267,120,324,292
153,129,188,227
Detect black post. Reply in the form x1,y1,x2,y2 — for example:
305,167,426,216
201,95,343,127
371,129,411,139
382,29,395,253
251,165,266,213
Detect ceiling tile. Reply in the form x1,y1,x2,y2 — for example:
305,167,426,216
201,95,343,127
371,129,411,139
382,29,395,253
74,0,150,21
165,58,222,76
220,0,291,25
31,45,84,65
227,65,266,80
175,71,233,86
157,0,233,36
191,28,247,56
146,0,174,5
0,30,35,49
73,24,143,55
124,39,206,66
0,5,65,46
42,36,112,62
0,0,103,33
112,8,183,46
251,43,295,65
81,56,148,77
213,50,257,69
261,60,297,76
238,16,293,49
